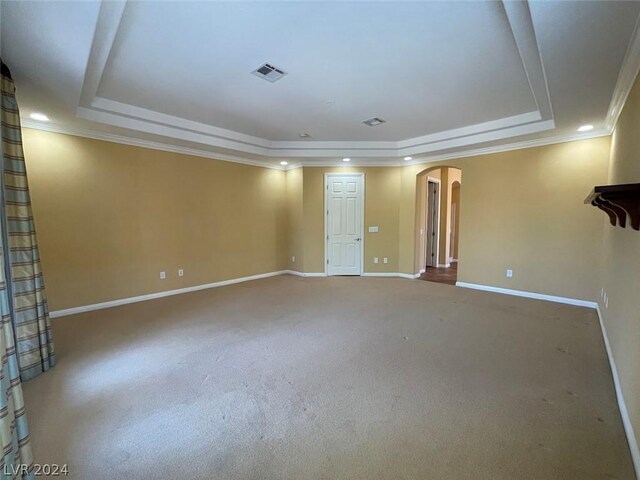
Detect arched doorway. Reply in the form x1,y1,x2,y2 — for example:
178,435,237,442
414,166,462,285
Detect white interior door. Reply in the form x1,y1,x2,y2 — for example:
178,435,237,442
325,174,363,276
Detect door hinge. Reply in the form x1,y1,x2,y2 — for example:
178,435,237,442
327,259,329,265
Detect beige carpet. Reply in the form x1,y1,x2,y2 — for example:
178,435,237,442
23,275,634,479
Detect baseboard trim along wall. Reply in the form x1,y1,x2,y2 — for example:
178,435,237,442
362,272,421,279
50,270,419,317
455,281,598,308
596,305,640,477
50,270,292,318
284,270,327,277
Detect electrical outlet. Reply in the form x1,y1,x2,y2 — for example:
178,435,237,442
292,256,295,263
178,269,184,277
383,257,388,264
160,271,166,280
374,257,379,264
506,269,513,278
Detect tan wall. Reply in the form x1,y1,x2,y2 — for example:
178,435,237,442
447,168,462,262
23,129,610,311
299,167,401,273
23,128,288,310
601,72,640,451
291,143,605,302
453,140,609,300
416,175,427,270
438,167,450,265
451,182,461,259
401,137,610,300
285,167,304,272
439,167,462,265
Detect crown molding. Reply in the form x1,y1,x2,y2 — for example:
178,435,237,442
73,0,556,159
19,119,286,171
402,129,611,166
606,13,640,131
80,100,555,159
282,129,611,169
21,0,639,170
22,118,610,172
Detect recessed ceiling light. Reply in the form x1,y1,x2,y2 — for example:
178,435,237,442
299,132,311,138
342,158,351,162
404,156,413,161
577,124,594,132
280,161,288,166
30,113,49,122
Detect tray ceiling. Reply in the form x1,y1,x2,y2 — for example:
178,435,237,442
3,0,640,168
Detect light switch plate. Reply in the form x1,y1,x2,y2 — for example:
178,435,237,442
368,226,379,233
383,257,388,264
374,257,379,264
160,271,166,280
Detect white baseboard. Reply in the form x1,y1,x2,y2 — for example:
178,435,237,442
283,270,327,278
400,272,421,279
596,305,640,477
50,270,289,318
362,272,420,279
419,268,426,274
284,270,305,277
437,263,451,268
455,281,598,308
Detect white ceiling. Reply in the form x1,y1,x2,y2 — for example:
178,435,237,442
2,0,640,169
99,1,536,141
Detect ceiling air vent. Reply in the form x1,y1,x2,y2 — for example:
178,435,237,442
363,117,386,127
252,63,287,83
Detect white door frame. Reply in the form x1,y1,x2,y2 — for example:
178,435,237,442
324,172,365,276
425,176,441,268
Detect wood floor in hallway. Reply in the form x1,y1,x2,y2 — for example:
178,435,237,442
420,262,458,285
23,275,634,480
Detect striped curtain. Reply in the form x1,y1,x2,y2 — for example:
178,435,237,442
1,62,55,381
0,236,34,479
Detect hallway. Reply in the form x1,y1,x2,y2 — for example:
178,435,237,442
420,263,458,285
